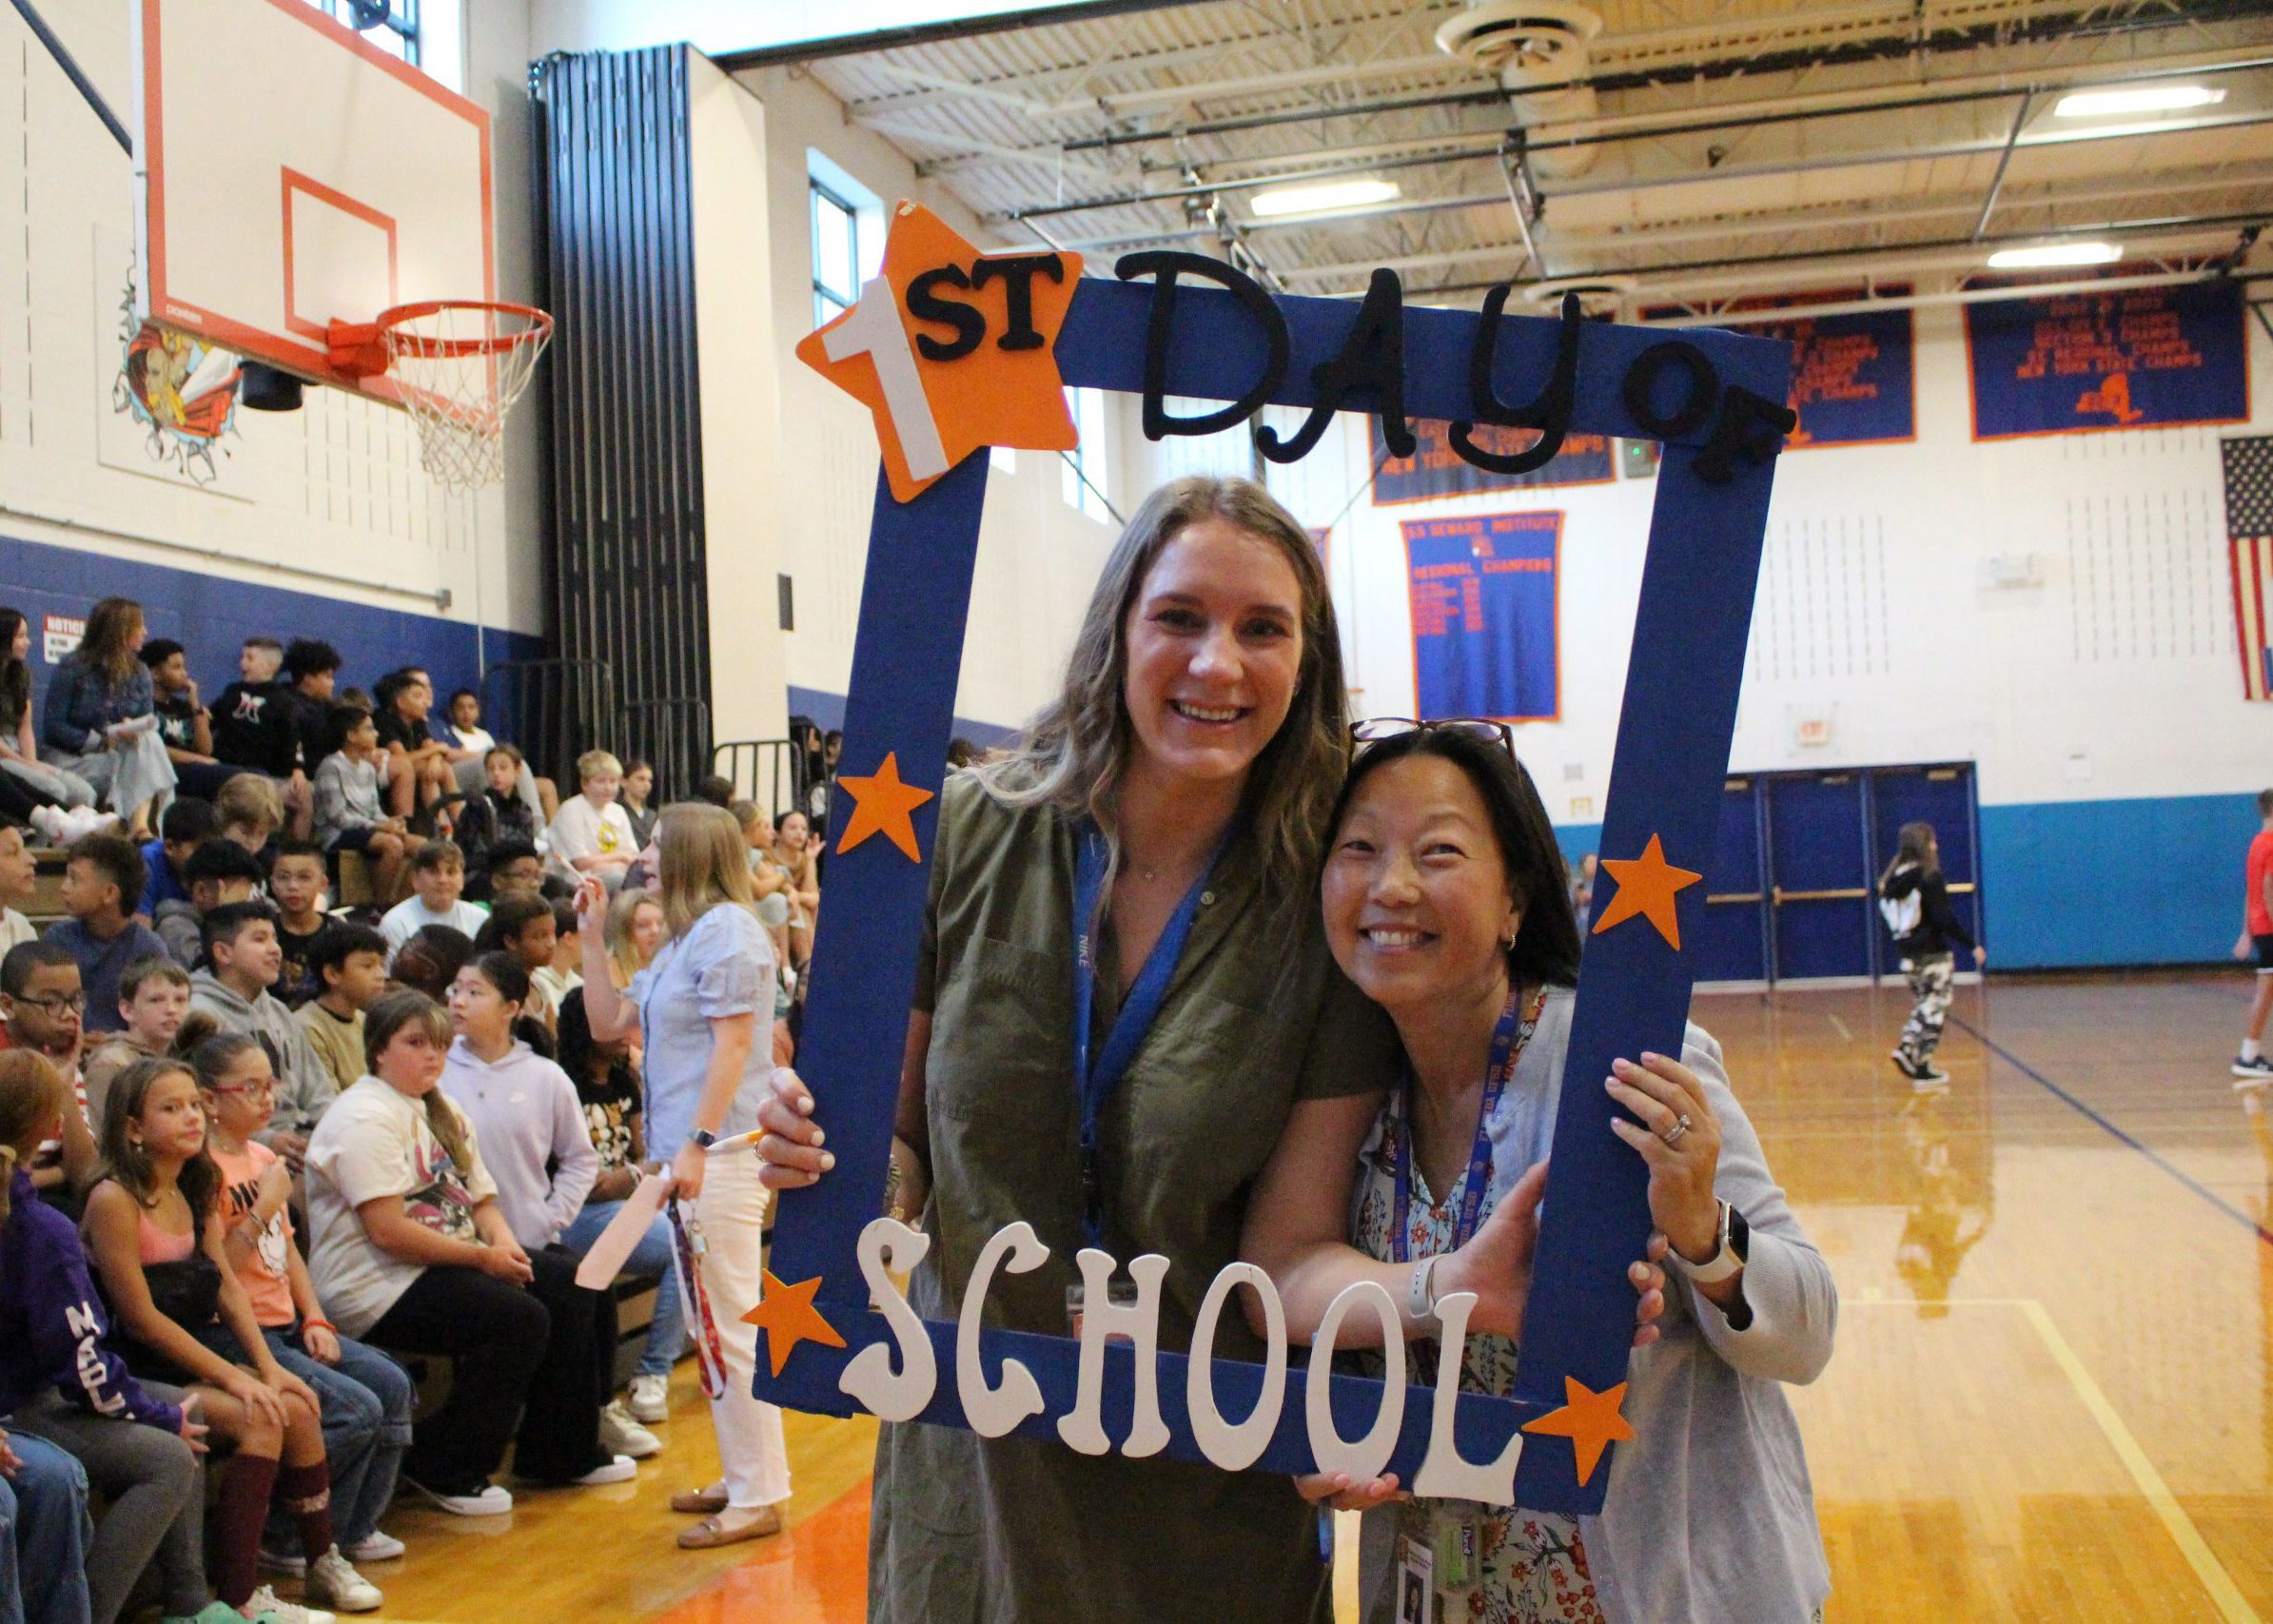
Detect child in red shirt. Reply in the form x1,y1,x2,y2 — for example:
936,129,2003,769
2232,789,2273,1086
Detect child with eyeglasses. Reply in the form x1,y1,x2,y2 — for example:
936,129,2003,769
190,1032,413,1587
0,941,95,1204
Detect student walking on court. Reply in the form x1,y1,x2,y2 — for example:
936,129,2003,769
2232,789,2273,1086
1879,822,1985,1088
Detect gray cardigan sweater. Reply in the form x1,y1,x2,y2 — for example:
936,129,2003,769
1356,986,1836,1624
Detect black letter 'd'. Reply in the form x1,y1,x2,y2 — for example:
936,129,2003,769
906,265,986,362
1114,252,1288,440
1256,268,1415,465
1449,288,1581,476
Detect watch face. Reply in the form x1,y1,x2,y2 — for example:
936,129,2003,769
1728,1204,1751,1262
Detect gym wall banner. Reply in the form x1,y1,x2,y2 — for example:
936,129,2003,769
1402,511,1561,723
1965,278,2249,440
1371,416,1616,503
1755,303,1914,448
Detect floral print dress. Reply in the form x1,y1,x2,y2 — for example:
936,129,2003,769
1352,1086,1607,1624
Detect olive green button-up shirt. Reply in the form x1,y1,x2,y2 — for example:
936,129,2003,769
870,773,1400,1624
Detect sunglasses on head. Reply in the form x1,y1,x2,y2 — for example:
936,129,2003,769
1350,716,1518,759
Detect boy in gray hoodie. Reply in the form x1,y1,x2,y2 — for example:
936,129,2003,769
188,900,335,1167
151,839,265,969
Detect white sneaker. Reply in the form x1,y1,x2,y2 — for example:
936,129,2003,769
407,1477,513,1516
626,1373,670,1423
239,1585,336,1624
571,1453,637,1486
27,806,65,844
599,1400,661,1458
342,1531,404,1563
304,1548,382,1614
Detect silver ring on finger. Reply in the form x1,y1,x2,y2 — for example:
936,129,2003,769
1659,1112,1692,1148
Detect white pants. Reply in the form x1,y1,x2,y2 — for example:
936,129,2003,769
691,1150,792,1509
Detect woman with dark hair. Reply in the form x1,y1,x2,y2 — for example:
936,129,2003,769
42,598,177,833
0,607,95,812
753,477,1412,1618
618,760,657,849
1878,821,1985,1088
1243,722,1836,1624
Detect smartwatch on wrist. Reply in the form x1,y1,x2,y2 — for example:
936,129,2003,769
690,1128,718,1150
1668,1201,1749,1285
1405,1255,1442,1330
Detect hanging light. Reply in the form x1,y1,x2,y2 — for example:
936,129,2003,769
1249,177,1401,219
2054,85,2224,119
1986,242,2124,269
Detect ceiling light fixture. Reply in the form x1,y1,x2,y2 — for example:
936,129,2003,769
1986,242,2124,269
1248,177,1401,218
2054,85,2225,118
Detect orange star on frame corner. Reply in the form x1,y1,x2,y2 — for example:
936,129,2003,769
1589,832,1701,950
742,1270,848,1378
794,201,1084,502
833,751,935,862
1521,1376,1636,1487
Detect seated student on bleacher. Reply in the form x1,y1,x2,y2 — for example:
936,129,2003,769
537,899,583,1022
83,955,190,1132
47,833,170,1034
81,1053,375,1621
214,773,288,868
481,745,543,848
618,760,657,849
0,607,95,813
437,691,554,821
369,673,452,823
0,1048,230,1624
544,752,637,892
188,903,335,1172
210,637,325,839
306,990,636,1516
471,899,558,1028
378,842,485,966
469,838,543,908
190,1031,416,1580
295,924,388,1098
311,706,407,908
138,797,216,922
0,823,38,954
554,988,684,1426
152,841,265,969
275,640,343,774
269,840,338,1008
0,942,97,1202
138,638,241,801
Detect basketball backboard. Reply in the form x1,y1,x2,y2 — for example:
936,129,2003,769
129,0,493,404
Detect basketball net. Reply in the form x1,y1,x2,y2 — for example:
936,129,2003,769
373,300,553,493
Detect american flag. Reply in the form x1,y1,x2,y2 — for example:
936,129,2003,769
2225,436,2273,700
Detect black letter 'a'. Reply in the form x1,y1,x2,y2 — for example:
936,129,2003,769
1449,289,1580,476
1114,252,1288,440
1255,268,1414,465
906,265,986,362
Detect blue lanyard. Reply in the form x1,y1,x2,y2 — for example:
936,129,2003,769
1390,987,1539,1265
1070,821,1228,1248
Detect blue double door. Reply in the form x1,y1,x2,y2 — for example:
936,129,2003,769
1693,762,1984,985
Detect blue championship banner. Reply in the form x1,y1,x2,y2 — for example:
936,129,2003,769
1759,304,1913,448
1966,279,2249,440
1402,510,1561,722
1372,415,1614,503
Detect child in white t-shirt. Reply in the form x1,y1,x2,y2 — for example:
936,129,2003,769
378,841,489,965
543,751,637,890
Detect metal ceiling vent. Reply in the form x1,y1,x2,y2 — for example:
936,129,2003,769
1436,1,1603,180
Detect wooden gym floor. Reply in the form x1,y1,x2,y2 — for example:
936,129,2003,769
347,970,2273,1622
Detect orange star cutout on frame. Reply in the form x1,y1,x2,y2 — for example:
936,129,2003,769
833,752,934,862
742,1270,848,1378
795,201,1083,501
1588,833,1702,950
1521,1376,1636,1487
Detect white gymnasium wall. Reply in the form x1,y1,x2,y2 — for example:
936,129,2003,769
729,60,1121,734
0,0,547,655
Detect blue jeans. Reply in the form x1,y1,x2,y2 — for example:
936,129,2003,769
0,1430,92,1624
193,1322,413,1551
560,1201,688,1379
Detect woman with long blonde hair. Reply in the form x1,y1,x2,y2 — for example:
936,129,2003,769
755,476,1412,1621
578,800,790,1550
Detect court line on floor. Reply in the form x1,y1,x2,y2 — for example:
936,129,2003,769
1848,1297,2263,1623
1949,1014,2273,1247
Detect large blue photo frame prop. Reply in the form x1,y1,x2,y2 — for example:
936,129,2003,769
754,225,1793,1516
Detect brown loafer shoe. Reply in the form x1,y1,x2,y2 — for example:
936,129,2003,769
676,1507,783,1549
670,1487,729,1516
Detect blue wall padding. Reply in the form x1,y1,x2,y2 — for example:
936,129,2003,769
0,531,542,706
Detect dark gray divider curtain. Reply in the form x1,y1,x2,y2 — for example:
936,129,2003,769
529,47,712,797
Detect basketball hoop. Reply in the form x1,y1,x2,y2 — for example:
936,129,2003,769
335,300,552,492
